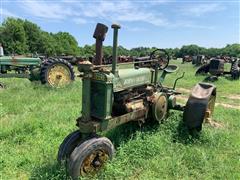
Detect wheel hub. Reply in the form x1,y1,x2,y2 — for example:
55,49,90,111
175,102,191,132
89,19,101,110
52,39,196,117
47,64,71,87
80,149,109,175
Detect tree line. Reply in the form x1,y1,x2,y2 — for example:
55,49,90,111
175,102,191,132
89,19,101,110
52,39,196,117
1,18,239,58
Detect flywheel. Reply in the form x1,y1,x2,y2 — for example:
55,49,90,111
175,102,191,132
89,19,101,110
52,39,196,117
152,93,168,122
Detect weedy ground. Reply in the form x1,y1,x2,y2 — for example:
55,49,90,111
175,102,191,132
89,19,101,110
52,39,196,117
0,60,240,179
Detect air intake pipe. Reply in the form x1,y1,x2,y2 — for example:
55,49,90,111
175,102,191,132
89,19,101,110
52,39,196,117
111,24,121,75
93,23,108,65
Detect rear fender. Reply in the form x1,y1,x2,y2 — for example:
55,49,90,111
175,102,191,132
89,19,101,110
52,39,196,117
183,83,216,131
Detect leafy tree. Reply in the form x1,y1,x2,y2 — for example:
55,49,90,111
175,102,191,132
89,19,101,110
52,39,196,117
23,20,42,54
0,17,239,59
38,32,57,56
179,44,200,57
222,44,240,57
53,32,79,55
0,18,28,54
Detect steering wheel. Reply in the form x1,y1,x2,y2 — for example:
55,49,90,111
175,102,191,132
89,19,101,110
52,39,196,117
150,49,169,70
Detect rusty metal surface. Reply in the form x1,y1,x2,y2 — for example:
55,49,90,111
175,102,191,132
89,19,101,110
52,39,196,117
125,99,144,112
209,59,224,76
77,109,146,133
152,93,168,122
93,23,108,65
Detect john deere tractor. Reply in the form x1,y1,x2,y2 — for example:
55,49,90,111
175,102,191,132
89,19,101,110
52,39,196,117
0,44,74,87
58,23,217,178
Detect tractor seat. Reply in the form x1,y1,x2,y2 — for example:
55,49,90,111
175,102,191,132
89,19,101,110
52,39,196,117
164,65,178,73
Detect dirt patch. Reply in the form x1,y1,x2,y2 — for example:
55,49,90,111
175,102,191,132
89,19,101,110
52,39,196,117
177,88,191,94
176,95,240,110
205,119,224,128
178,88,240,103
222,95,240,100
177,95,187,101
216,103,240,110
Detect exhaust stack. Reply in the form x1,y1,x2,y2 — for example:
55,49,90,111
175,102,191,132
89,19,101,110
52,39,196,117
93,23,108,65
111,24,121,75
0,44,4,56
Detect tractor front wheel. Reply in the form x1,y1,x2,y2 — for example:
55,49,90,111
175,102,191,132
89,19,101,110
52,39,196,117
57,130,82,164
69,136,114,178
40,58,74,87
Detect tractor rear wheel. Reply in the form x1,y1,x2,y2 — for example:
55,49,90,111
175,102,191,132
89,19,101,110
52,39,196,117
57,130,82,164
68,136,114,178
230,60,240,80
0,82,5,89
183,83,216,131
195,63,210,75
40,58,74,87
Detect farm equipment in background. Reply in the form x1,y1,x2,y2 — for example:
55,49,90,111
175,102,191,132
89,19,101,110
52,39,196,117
58,23,217,178
196,58,240,81
102,55,133,64
0,44,75,87
182,55,192,63
192,55,207,66
182,55,208,66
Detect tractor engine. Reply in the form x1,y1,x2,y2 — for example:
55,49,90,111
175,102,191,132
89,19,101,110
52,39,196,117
112,85,154,116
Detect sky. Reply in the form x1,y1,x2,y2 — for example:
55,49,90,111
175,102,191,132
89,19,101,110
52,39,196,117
0,0,239,49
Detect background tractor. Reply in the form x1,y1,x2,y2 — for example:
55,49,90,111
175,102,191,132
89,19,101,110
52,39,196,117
195,58,240,81
192,55,207,66
0,44,75,88
58,23,217,178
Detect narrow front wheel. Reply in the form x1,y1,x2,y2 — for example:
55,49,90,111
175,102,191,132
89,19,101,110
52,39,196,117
69,137,114,179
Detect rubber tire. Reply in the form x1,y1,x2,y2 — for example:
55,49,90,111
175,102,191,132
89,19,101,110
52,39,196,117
0,82,5,89
195,63,210,75
230,60,240,80
69,137,114,179
57,130,82,163
183,94,216,132
40,58,75,87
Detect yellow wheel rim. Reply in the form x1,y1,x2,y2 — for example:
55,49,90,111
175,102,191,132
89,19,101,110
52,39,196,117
80,149,109,176
47,64,71,87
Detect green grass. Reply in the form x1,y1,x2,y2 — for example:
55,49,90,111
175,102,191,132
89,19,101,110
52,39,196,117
0,60,240,179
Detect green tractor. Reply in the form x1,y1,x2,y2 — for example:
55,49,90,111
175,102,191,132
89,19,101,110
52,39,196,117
0,44,75,88
58,23,217,178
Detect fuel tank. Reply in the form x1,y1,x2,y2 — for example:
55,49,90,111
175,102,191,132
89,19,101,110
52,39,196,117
113,68,153,92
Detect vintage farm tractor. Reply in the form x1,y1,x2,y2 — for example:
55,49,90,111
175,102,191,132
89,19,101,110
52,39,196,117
192,55,206,66
0,44,75,87
196,58,240,81
58,23,217,178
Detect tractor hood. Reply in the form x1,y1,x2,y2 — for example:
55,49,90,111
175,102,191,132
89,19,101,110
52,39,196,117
92,68,153,92
0,56,41,66
113,68,152,92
